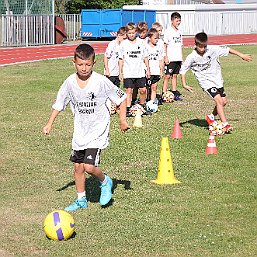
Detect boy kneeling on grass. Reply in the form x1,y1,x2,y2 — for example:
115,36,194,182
43,44,129,211
180,32,252,133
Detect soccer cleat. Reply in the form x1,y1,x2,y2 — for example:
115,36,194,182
64,197,87,212
174,94,183,101
205,115,215,125
140,103,152,116
223,123,233,133
100,176,113,206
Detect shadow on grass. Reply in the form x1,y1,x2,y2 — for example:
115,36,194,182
56,177,132,207
180,118,208,128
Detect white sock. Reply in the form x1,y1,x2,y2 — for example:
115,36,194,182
101,175,107,185
223,121,228,126
77,191,85,199
208,114,215,120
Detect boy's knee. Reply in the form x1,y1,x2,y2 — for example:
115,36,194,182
84,163,95,174
139,87,146,94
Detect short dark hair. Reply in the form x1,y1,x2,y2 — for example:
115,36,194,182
117,26,126,35
74,44,95,60
171,12,181,20
148,28,158,38
195,32,208,45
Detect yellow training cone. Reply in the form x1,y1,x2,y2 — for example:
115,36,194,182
151,137,181,184
133,109,143,128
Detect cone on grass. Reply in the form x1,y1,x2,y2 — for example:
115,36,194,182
172,118,182,139
133,109,143,128
205,133,218,154
151,137,181,184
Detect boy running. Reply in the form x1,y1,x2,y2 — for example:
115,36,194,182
43,44,129,211
180,32,252,132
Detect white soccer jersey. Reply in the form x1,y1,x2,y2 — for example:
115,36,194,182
119,38,148,78
104,39,120,76
180,45,230,91
163,27,183,62
52,72,126,150
146,43,163,75
157,38,166,58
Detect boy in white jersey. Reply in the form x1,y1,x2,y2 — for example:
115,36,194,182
132,21,149,104
43,44,129,211
163,12,183,101
104,26,127,87
119,22,151,116
180,32,252,133
146,28,164,102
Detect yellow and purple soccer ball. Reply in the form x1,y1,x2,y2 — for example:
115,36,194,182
43,210,75,241
209,120,225,136
162,90,174,103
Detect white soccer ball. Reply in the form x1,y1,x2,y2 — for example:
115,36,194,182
129,104,145,116
162,90,174,103
209,120,225,136
146,100,158,113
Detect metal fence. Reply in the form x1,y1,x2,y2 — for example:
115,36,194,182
0,13,81,47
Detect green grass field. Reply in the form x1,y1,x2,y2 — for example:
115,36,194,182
0,45,256,257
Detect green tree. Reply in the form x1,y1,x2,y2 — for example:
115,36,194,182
64,0,140,14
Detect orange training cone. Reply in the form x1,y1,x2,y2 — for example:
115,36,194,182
172,118,182,139
133,109,143,128
152,137,181,184
205,133,218,154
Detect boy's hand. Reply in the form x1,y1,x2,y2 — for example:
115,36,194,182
183,85,194,93
120,120,130,132
42,124,52,135
242,54,252,62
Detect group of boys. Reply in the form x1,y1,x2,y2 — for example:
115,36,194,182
43,12,252,212
104,12,184,118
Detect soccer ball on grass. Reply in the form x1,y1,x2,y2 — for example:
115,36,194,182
209,120,226,136
43,210,75,241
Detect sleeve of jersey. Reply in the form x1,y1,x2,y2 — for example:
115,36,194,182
217,46,230,57
103,77,126,106
104,42,113,58
52,81,71,112
179,56,192,75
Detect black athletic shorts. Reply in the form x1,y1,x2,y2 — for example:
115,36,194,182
123,77,146,89
147,75,161,87
106,75,120,87
206,87,226,98
70,148,101,166
164,61,182,75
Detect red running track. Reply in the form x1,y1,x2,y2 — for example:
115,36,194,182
0,34,256,66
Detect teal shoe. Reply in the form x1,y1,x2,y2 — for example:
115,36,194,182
64,197,87,212
100,176,113,206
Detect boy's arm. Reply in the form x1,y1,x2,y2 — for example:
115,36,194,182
164,43,169,64
181,74,193,93
42,109,60,135
229,48,252,62
144,57,150,78
118,58,124,81
159,59,164,78
104,55,110,77
118,99,130,132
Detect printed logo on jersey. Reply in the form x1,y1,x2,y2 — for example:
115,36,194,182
127,48,142,58
116,88,125,98
192,56,211,72
210,88,217,93
76,92,96,114
173,35,182,43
